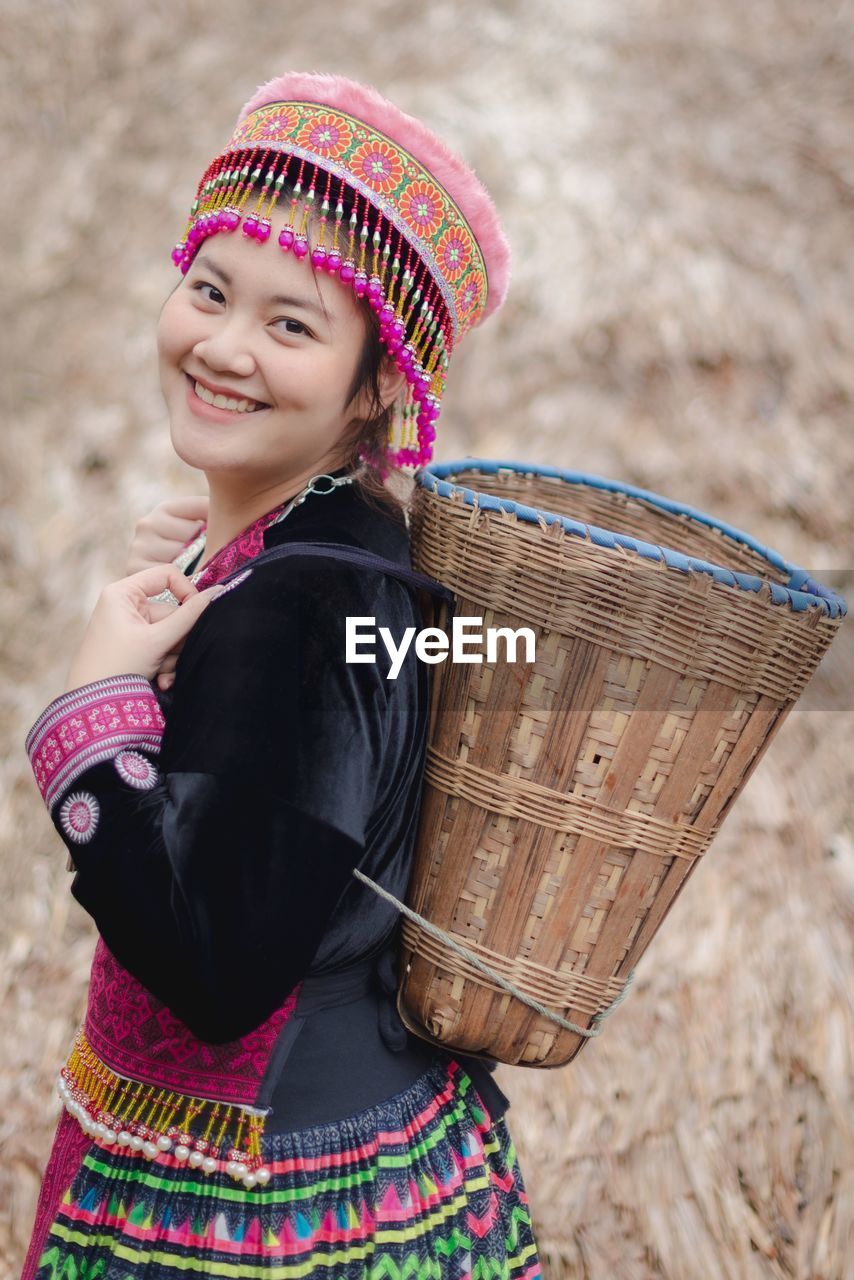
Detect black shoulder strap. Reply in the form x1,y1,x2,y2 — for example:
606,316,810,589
225,540,456,624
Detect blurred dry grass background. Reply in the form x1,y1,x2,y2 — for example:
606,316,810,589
1,0,853,1276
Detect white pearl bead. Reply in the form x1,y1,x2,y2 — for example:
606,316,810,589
101,1129,117,1145
243,1173,257,1188
174,1145,190,1161
156,1135,172,1151
255,1167,271,1185
94,1123,107,1138
117,1131,132,1146
188,1150,204,1167
129,1135,144,1151
233,1163,248,1180
142,1141,158,1159
202,1156,217,1174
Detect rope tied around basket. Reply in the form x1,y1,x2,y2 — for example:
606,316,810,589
353,869,636,1038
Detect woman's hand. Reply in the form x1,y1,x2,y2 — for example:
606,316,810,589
126,496,209,575
63,566,224,694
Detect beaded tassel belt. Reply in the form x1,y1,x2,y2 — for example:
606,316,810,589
58,1028,271,1188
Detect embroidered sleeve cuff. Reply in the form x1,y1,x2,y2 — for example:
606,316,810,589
26,675,166,810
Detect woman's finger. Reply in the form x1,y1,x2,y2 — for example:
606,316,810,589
144,516,206,545
161,495,209,523
149,583,224,651
120,564,203,602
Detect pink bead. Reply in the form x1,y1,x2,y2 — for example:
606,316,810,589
224,210,240,231
368,292,384,312
255,220,271,243
367,277,383,300
353,271,368,298
390,320,406,340
326,250,342,273
293,237,309,259
171,244,185,265
278,227,295,251
339,261,356,284
311,246,328,268
242,217,258,239
386,337,403,354
380,303,396,323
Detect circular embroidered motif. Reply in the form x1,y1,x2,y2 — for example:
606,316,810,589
114,750,158,791
59,792,100,844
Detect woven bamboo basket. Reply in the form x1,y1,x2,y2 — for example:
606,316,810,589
395,459,847,1068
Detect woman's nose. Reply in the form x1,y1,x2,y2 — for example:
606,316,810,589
192,326,256,378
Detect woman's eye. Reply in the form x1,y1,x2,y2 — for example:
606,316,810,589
275,318,309,336
192,282,225,305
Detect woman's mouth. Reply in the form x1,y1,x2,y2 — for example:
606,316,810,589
184,373,271,419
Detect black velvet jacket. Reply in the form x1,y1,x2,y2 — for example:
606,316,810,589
27,473,509,1130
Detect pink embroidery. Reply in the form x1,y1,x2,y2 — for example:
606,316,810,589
191,500,290,592
19,1108,92,1280
114,749,159,790
85,940,300,1104
59,792,100,843
26,676,165,808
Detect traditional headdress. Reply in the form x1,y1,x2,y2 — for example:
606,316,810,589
171,72,511,469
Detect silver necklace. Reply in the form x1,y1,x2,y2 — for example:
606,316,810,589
151,471,356,604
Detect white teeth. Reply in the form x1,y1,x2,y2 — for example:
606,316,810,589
193,380,264,413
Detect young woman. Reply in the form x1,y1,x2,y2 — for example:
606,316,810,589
22,72,542,1276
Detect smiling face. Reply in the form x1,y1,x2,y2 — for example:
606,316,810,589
157,228,382,490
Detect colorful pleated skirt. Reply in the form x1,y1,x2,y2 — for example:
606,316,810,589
23,1057,542,1278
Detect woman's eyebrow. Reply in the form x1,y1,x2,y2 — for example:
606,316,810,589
195,253,331,322
269,291,330,321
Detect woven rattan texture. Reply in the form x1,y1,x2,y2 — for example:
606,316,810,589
398,472,841,1067
454,468,793,582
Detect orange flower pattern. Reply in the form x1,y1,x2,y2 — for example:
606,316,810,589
455,275,482,321
296,112,353,158
436,227,472,282
350,139,404,194
399,180,446,239
214,103,489,338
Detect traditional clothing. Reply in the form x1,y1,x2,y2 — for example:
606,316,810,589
22,474,542,1276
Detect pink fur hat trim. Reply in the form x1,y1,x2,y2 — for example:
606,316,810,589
237,72,511,323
